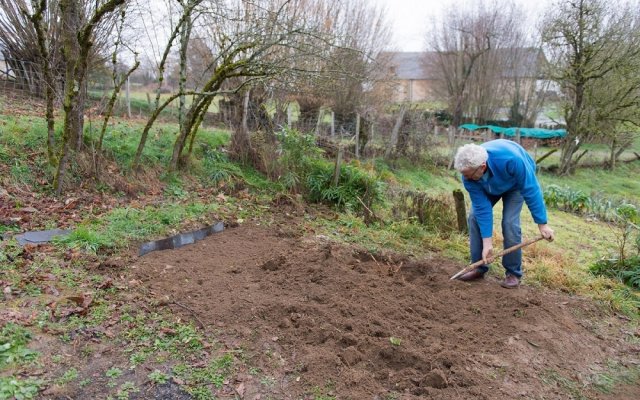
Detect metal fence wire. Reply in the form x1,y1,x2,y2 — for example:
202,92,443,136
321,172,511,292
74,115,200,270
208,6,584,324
0,55,67,100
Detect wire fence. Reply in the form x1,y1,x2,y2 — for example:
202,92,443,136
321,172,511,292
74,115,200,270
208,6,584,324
0,55,501,162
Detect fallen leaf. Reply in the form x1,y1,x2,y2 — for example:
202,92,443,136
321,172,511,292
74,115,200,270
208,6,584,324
235,382,245,398
97,278,113,289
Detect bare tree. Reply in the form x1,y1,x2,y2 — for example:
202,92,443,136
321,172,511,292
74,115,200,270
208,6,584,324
426,0,531,126
54,0,125,193
542,0,640,174
25,0,58,166
97,6,139,172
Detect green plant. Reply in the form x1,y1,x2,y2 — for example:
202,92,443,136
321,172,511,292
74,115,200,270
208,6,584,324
148,370,169,385
201,148,243,187
56,226,112,253
589,203,640,288
259,376,276,387
541,369,587,400
389,337,402,346
116,381,138,400
0,376,43,400
590,360,640,394
0,324,39,368
276,128,323,190
106,367,123,379
55,368,79,385
306,160,385,212
172,353,235,398
129,351,148,368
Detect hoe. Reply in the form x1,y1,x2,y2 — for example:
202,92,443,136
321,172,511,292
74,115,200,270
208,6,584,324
450,235,545,280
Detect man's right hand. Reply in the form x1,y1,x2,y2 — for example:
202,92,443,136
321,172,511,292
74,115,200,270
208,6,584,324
482,237,494,264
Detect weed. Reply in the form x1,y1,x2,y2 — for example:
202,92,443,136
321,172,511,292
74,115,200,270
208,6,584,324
106,367,123,379
116,381,138,400
148,370,169,385
311,383,337,400
0,376,43,400
590,360,640,393
55,367,79,386
56,226,112,253
172,353,235,397
513,309,526,318
10,161,34,186
129,351,148,368
260,376,276,387
0,324,39,368
389,337,402,346
163,177,189,199
541,369,587,400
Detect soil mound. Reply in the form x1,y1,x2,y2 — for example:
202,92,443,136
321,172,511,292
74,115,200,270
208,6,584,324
134,222,639,399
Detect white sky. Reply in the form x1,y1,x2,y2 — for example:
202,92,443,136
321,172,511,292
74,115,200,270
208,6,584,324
375,0,553,52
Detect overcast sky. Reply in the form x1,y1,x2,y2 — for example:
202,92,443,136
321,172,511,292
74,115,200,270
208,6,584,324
375,0,553,52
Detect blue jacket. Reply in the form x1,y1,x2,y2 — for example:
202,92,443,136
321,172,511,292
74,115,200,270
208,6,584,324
462,139,548,238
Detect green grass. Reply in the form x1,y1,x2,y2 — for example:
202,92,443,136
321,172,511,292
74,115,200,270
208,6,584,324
87,90,221,119
385,160,460,194
86,119,230,170
0,113,231,175
172,353,235,400
56,201,226,253
539,162,640,204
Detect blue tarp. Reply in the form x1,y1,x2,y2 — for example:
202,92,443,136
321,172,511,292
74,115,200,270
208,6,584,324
459,124,566,139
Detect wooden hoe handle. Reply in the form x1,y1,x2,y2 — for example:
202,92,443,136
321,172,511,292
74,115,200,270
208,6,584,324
450,235,545,281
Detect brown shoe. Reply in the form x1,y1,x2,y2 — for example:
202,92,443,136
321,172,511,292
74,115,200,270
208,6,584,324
501,274,520,289
457,267,485,281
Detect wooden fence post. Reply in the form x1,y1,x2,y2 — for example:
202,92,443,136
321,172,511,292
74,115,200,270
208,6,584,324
126,76,131,118
453,189,468,234
333,144,343,186
355,113,360,159
315,108,323,135
330,111,335,138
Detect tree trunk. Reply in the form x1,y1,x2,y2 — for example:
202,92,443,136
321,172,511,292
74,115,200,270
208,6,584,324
134,91,184,170
28,0,57,166
55,0,125,192
187,101,211,159
178,17,193,131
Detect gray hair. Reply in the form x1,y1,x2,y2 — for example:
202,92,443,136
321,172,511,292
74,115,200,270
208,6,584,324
454,143,488,171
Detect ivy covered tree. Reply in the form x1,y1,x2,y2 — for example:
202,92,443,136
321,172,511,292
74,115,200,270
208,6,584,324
542,0,640,174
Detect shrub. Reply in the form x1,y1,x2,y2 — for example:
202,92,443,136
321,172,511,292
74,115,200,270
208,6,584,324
589,203,640,289
272,128,385,213
306,159,385,212
590,256,640,289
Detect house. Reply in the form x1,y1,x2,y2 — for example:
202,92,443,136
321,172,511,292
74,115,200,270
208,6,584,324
381,48,553,104
379,52,439,103
0,57,9,80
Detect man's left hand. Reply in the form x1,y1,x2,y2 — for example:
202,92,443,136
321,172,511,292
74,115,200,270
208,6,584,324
538,224,555,241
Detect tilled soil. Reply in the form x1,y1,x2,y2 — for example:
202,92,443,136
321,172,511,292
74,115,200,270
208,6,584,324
133,221,639,399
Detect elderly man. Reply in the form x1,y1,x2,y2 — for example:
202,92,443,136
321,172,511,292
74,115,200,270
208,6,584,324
454,139,555,288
